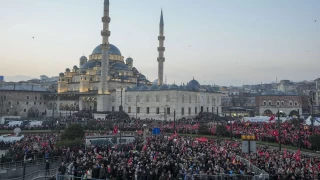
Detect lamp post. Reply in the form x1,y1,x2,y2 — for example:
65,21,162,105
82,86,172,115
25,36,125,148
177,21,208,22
277,108,281,151
51,103,56,130
173,110,176,133
298,109,301,150
135,95,139,120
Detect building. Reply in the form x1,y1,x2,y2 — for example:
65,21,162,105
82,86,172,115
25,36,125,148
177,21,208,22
45,0,222,120
255,92,302,117
0,84,49,117
277,80,297,93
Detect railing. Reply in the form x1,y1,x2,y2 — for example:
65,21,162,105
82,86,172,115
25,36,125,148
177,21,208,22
236,155,269,179
3,167,58,180
182,174,268,180
56,175,105,180
0,156,61,170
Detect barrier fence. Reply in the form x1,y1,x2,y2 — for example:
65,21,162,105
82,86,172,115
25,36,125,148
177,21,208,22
235,155,269,179
0,156,61,170
3,167,58,180
182,174,268,180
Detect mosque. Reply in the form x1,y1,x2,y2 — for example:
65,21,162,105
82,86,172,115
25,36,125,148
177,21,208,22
47,0,222,120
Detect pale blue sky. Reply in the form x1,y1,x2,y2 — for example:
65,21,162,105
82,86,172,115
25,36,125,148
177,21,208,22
0,0,319,86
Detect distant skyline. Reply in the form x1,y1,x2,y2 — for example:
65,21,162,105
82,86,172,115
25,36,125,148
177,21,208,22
0,0,319,86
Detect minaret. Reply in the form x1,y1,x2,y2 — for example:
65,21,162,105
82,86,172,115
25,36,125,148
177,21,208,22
157,9,165,86
97,0,111,112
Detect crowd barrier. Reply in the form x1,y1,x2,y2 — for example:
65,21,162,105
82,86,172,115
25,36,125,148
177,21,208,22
3,167,58,180
235,155,269,179
56,174,105,180
182,173,268,180
0,156,61,170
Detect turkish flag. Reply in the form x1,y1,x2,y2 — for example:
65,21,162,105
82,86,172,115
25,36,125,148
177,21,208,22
269,115,275,121
113,125,118,135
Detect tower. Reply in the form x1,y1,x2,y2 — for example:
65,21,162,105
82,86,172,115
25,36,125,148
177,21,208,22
157,9,165,86
97,0,111,112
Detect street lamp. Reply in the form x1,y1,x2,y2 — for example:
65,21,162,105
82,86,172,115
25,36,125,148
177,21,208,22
135,95,139,120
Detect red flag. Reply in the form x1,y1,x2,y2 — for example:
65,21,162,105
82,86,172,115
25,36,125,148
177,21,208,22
293,150,301,161
269,115,275,121
113,125,118,135
142,145,147,152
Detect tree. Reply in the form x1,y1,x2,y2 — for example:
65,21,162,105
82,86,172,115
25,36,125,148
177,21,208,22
61,124,85,141
309,134,320,151
216,125,227,137
198,124,209,134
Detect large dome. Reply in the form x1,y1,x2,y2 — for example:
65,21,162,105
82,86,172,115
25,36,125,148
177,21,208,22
91,44,122,56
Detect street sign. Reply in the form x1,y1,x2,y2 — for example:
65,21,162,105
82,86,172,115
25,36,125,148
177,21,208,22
241,135,255,140
152,128,160,135
242,141,256,153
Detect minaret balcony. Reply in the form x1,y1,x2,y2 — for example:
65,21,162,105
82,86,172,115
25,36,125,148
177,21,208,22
158,36,165,41
157,57,165,62
157,47,165,51
101,30,111,37
102,16,111,23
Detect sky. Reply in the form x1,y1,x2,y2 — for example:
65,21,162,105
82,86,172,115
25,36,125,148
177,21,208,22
0,0,319,86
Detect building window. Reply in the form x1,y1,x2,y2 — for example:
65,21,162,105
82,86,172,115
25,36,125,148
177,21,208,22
35,96,37,100
189,96,192,103
195,107,197,114
207,96,209,103
112,107,114,111
281,101,284,106
167,107,170,115
8,102,11,105
263,101,267,106
3,95,7,100
212,107,214,112
40,97,42,100
136,96,140,102
40,102,42,105
24,109,26,112
276,101,280,106
156,95,159,102
137,107,140,113
6,109,9,113
188,107,191,115
128,107,131,113
17,102,19,105
207,107,209,112
156,107,160,114
289,101,293,106
127,96,131,102
26,102,29,105
112,96,115,102
195,96,197,103
146,95,149,102
27,96,29,100
181,107,184,115
147,107,150,114
268,101,272,106
213,98,216,105
34,102,36,105
182,95,185,103
294,101,298,106
166,95,170,102
44,102,46,105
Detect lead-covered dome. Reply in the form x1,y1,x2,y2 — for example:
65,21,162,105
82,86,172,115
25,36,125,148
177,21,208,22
91,44,122,56
111,63,130,70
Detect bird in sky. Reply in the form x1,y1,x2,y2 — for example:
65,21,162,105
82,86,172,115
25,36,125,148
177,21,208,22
315,20,317,22
32,37,34,39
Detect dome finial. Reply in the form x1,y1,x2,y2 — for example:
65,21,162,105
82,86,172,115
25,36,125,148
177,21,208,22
160,9,164,26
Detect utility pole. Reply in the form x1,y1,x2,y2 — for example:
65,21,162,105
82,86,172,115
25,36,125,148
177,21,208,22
277,109,281,151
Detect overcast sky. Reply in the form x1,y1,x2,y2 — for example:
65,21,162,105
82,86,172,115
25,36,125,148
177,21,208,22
0,0,319,86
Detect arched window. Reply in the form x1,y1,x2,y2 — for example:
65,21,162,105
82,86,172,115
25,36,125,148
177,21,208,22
136,96,140,102
263,101,267,106
289,101,293,106
268,101,272,106
189,95,192,103
281,101,284,106
276,101,280,106
294,101,298,106
195,96,198,103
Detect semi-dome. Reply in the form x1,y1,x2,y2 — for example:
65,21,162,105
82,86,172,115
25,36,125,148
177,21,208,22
159,84,169,90
138,74,146,80
65,68,70,72
169,84,179,90
73,65,78,69
91,44,122,56
149,84,159,90
80,60,101,69
59,73,64,77
111,63,130,70
140,86,149,91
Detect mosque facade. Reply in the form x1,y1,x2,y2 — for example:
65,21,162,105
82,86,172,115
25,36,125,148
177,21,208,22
46,0,222,120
